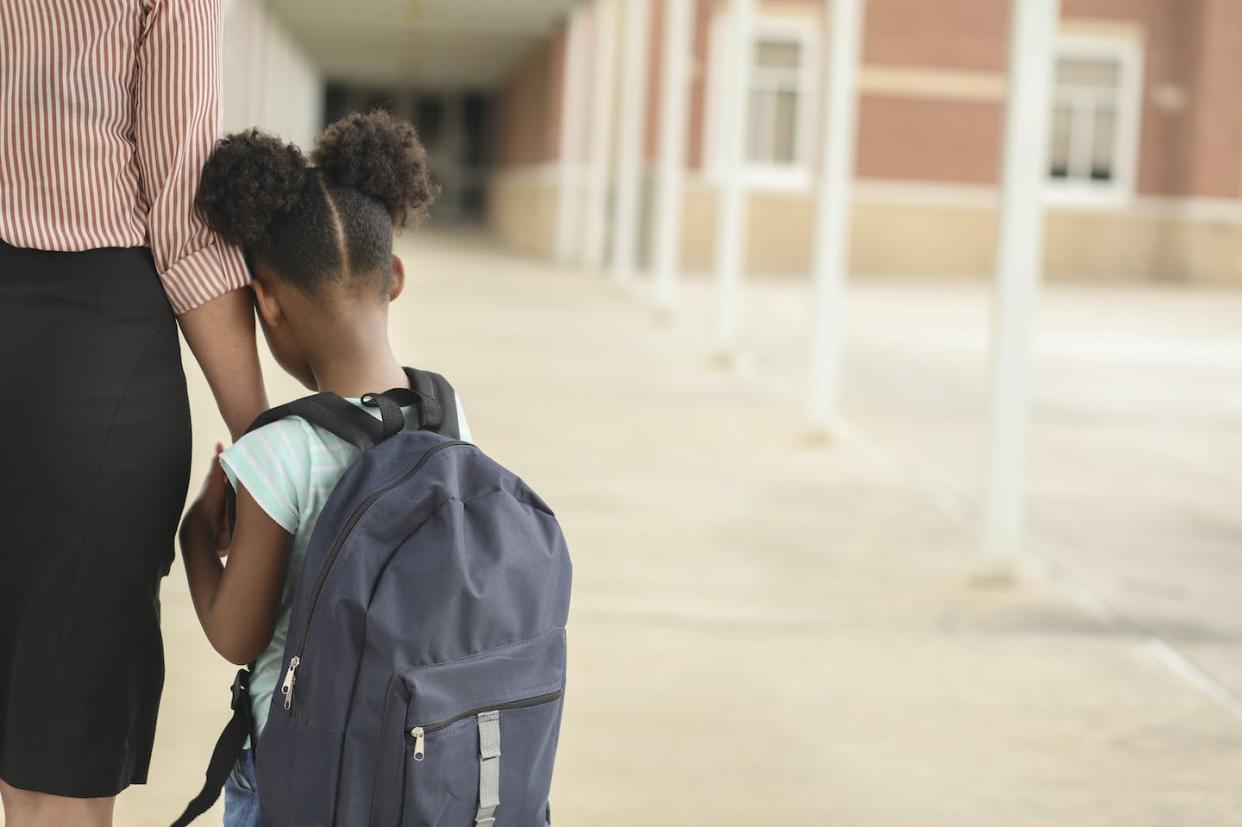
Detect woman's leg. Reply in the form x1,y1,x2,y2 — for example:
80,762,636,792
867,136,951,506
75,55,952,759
0,245,190,806
0,778,115,827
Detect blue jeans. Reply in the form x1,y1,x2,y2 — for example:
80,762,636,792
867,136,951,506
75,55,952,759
223,749,260,827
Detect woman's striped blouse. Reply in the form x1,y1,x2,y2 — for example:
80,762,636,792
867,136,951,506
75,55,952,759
0,0,248,314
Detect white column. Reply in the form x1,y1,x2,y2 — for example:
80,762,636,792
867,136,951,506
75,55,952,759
259,11,279,128
610,0,652,285
982,0,1061,565
581,0,620,272
651,0,694,312
713,0,756,355
806,0,866,431
556,8,590,263
220,0,247,132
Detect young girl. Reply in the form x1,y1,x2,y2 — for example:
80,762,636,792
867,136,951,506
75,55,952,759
177,111,470,827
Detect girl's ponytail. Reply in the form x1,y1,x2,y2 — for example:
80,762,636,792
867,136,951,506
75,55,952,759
196,130,310,248
310,110,438,229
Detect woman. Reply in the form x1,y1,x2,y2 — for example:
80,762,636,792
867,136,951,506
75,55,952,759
0,1,267,824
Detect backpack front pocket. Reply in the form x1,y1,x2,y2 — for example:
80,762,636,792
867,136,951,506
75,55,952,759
404,689,561,826
370,630,565,827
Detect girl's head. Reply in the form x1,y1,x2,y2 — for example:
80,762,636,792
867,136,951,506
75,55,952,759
196,111,437,387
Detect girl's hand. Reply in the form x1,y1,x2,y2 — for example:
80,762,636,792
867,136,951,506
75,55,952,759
183,443,232,552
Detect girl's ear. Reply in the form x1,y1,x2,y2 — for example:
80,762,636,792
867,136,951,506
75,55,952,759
389,255,406,302
251,278,283,327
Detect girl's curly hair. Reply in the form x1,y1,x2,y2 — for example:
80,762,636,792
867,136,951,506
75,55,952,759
312,109,437,230
195,110,438,294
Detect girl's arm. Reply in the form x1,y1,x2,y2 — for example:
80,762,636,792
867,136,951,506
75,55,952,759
180,451,292,665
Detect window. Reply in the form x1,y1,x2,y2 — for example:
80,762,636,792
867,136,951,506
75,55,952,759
706,16,818,189
747,39,806,166
1047,36,1143,202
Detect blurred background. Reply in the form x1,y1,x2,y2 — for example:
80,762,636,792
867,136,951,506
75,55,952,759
67,0,1242,824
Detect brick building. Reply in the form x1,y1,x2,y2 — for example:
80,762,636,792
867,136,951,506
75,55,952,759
490,0,1242,283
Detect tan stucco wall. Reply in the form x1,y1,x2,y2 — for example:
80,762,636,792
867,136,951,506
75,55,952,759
678,188,1242,283
489,169,1242,284
1166,218,1242,286
488,171,560,258
679,188,997,276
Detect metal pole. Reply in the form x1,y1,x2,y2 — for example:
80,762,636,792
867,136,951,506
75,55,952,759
983,0,1061,565
650,0,694,312
806,0,866,432
582,0,619,272
713,0,756,355
610,0,652,285
556,7,590,263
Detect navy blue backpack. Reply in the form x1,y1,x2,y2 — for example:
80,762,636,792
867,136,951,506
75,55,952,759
174,369,572,827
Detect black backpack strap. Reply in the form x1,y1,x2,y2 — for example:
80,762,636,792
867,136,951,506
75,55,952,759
241,373,456,447
405,368,460,439
245,392,396,450
170,668,255,827
224,375,457,527
225,393,397,530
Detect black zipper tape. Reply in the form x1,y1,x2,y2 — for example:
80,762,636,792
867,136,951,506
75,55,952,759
413,689,563,736
292,440,470,673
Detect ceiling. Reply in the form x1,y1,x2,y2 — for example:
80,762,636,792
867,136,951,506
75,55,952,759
266,0,584,90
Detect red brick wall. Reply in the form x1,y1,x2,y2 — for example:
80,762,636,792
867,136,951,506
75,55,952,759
687,0,715,170
675,0,1010,184
645,0,665,163
494,29,564,167
840,0,1240,196
1184,0,1242,198
546,26,568,166
863,0,1008,72
1065,0,1194,197
855,0,1008,185
504,0,1242,201
1063,0,1242,198
857,97,1002,184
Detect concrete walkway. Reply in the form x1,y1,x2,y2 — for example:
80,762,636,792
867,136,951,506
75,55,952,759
85,232,1242,825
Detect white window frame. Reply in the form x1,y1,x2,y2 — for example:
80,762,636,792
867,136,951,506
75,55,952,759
704,14,820,191
1044,33,1145,206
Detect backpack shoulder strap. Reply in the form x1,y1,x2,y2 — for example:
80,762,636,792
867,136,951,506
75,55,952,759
245,392,392,451
406,367,460,439
239,371,457,449
225,393,396,532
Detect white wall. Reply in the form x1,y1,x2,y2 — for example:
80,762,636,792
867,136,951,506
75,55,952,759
220,0,323,149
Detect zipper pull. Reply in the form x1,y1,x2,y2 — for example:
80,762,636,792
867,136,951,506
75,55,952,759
280,656,301,710
410,726,425,761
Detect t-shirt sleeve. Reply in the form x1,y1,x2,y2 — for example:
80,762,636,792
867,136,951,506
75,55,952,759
219,420,310,534
455,396,473,443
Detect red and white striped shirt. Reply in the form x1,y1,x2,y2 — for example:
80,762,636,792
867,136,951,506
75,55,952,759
0,0,248,314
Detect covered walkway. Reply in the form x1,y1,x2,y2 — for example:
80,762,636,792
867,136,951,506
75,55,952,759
106,232,1242,826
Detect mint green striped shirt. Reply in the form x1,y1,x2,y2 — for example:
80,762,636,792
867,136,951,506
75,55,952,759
219,399,471,736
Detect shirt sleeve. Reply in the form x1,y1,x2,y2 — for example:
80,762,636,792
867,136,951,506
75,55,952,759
133,0,249,314
219,421,310,535
455,396,473,442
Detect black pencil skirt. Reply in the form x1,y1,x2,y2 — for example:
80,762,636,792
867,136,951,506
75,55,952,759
0,240,192,797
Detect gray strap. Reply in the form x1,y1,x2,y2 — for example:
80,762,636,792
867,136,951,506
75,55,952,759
476,711,501,826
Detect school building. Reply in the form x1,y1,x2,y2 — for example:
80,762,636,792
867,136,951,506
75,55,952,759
227,0,1242,285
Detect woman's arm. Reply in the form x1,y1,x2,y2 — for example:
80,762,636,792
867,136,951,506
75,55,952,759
181,449,292,665
178,290,268,439
133,0,268,437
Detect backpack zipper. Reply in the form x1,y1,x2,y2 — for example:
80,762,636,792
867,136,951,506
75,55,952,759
408,689,563,761
280,440,470,712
